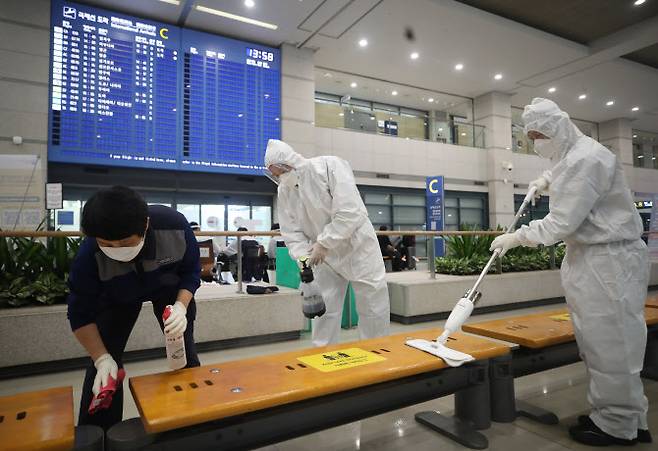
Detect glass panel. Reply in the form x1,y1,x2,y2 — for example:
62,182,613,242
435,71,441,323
364,193,390,204
460,198,483,209
394,206,425,224
251,206,272,245
459,208,483,228
55,200,82,231
445,207,459,226
653,146,658,169
393,194,425,206
395,225,426,258
177,204,200,225
367,205,391,223
315,101,345,129
445,197,458,208
227,205,249,231
201,205,225,231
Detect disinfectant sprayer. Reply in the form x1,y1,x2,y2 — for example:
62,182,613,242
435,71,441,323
299,256,326,319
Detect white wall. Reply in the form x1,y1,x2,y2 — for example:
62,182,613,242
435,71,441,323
0,0,51,229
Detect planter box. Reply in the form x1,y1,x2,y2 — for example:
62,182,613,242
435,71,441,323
0,284,304,371
388,261,658,324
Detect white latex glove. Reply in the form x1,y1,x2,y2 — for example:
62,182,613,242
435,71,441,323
164,301,187,336
490,233,521,258
528,170,551,206
93,353,118,396
308,242,328,266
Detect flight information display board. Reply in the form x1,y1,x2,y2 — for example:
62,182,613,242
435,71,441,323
48,0,280,175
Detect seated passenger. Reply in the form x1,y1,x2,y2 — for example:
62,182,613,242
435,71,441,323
377,225,401,271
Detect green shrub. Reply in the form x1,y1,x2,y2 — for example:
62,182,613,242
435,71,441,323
0,234,82,308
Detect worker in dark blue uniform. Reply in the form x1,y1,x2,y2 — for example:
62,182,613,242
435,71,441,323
68,186,201,430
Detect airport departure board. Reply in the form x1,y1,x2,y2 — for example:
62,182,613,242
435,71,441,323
48,0,281,175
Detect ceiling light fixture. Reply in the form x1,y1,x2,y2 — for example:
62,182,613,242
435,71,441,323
548,87,556,93
578,94,587,100
455,63,464,71
350,82,357,88
410,52,419,60
494,73,503,80
391,90,398,96
606,100,614,106
428,98,434,102
631,106,639,112
339,112,344,117
634,0,646,6
633,134,638,138
323,72,332,78
195,5,279,30
244,0,255,8
358,38,368,48
157,0,180,4
461,132,466,136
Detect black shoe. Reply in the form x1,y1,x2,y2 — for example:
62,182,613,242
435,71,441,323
570,418,636,446
578,416,652,444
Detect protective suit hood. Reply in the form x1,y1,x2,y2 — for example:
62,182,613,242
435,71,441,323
264,139,307,169
522,98,583,160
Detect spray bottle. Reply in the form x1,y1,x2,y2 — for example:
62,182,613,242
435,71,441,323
163,305,187,370
299,256,326,318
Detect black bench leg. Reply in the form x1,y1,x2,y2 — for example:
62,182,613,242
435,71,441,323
642,327,658,380
106,418,154,451
74,425,105,451
415,360,490,450
515,400,559,425
489,354,516,423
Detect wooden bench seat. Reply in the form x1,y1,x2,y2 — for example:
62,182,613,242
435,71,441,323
130,329,509,434
0,386,74,451
646,293,658,309
463,307,658,349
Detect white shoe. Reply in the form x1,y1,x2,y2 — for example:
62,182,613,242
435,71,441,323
221,272,235,284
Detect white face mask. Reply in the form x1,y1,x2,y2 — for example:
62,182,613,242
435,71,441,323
533,138,558,159
279,170,299,188
99,238,145,262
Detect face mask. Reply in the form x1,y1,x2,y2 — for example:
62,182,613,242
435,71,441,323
533,138,558,159
99,238,145,262
279,170,299,188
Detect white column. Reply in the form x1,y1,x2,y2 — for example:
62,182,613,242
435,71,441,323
474,92,515,228
598,118,633,167
280,44,315,157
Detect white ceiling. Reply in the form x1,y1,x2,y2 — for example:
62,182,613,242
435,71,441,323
80,0,658,132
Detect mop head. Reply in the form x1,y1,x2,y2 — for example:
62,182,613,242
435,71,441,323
406,339,475,367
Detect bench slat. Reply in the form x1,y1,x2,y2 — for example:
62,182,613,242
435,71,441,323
463,307,658,349
646,294,658,309
130,329,509,433
0,386,74,451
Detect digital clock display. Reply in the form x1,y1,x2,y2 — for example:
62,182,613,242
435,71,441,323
247,48,275,62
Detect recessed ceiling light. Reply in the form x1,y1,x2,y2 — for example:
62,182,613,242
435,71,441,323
438,128,443,132
455,63,464,71
631,106,639,112
339,112,344,117
548,87,556,93
323,72,332,78
157,0,180,4
578,94,587,100
410,52,419,60
633,134,638,138
428,98,434,103
195,5,278,30
358,38,368,48
461,132,466,136
637,155,644,159
244,0,255,7
634,0,646,5
606,100,614,106
350,82,357,88
391,90,398,96
494,73,503,80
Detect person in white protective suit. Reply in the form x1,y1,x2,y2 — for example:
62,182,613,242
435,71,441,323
490,98,651,446
264,139,390,346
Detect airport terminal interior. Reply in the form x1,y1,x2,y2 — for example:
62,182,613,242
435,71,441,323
1,0,658,450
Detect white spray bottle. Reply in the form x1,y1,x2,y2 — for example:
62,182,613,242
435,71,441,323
163,305,187,370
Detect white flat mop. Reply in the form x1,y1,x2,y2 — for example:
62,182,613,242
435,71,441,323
406,186,538,367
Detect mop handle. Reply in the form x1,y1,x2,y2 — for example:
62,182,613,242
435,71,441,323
467,186,538,301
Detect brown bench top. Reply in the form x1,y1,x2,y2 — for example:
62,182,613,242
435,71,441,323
646,294,658,309
130,329,509,434
463,307,658,349
0,386,74,451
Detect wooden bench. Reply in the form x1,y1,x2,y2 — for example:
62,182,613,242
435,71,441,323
108,329,509,450
0,387,74,451
646,293,658,309
461,306,658,424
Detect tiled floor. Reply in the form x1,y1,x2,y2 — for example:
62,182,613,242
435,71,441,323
1,301,655,450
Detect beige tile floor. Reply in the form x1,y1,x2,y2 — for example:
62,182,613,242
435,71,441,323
1,301,655,450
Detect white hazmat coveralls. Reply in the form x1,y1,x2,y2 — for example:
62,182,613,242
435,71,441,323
265,139,390,346
516,98,649,440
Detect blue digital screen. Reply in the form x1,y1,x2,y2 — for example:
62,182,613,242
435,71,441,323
48,0,281,175
57,210,74,225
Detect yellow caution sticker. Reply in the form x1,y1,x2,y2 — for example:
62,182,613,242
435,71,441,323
297,347,386,373
549,313,571,322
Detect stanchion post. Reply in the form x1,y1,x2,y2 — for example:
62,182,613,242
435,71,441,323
236,236,243,294
428,233,436,279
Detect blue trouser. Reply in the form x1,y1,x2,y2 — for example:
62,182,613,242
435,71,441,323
77,289,200,430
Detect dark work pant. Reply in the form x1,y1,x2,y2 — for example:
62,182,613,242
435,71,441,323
78,289,200,431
